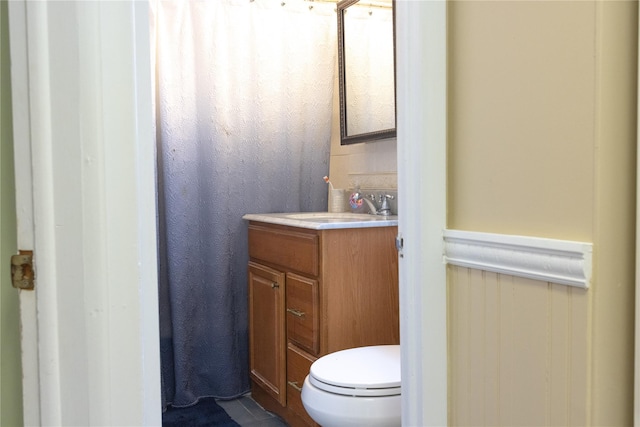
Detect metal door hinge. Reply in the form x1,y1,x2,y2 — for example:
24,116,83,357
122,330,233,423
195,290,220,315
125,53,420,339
11,251,34,290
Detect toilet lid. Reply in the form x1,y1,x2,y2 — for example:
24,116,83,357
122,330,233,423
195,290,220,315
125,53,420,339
309,345,401,397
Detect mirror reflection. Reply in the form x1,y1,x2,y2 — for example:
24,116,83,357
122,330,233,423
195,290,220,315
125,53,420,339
338,0,396,145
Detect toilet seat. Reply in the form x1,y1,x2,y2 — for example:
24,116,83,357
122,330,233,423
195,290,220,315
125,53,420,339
308,345,401,398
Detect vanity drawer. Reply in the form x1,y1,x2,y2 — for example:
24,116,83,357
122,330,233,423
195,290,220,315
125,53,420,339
286,273,319,355
248,224,319,276
286,344,317,426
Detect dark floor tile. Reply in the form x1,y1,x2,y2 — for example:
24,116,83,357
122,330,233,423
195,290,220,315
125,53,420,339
217,394,288,427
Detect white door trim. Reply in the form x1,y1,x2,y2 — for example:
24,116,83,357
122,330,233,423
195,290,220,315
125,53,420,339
8,1,43,423
396,1,448,425
8,1,161,425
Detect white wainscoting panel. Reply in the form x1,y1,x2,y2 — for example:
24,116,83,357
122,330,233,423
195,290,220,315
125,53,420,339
443,229,593,289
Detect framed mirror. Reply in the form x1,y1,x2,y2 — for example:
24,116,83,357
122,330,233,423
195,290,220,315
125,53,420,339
337,0,396,145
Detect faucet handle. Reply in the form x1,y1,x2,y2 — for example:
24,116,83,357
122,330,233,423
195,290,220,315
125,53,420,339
378,194,395,205
378,194,395,215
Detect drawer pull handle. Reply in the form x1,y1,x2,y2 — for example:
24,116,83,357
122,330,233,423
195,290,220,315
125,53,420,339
288,381,302,392
286,308,305,318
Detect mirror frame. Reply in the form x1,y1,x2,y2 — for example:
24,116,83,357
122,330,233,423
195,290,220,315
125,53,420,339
337,0,397,145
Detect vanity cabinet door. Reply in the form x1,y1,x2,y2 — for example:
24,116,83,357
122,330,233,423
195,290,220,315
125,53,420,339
249,262,286,406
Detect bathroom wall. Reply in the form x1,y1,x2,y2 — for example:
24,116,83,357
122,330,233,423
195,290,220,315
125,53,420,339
0,0,25,424
447,1,637,425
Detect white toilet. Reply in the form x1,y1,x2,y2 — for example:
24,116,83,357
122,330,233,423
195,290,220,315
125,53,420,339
301,345,401,427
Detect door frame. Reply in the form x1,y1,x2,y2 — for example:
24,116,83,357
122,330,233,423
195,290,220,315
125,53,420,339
8,0,449,425
7,1,38,424
8,1,161,425
396,1,448,425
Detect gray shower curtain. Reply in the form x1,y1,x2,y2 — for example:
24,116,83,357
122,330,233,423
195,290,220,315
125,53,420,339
152,0,337,409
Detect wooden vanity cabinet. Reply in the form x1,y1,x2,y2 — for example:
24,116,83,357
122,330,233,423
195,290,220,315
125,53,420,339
247,221,399,427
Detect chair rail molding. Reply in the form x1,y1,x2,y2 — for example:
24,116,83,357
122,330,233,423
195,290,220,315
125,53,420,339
443,229,593,289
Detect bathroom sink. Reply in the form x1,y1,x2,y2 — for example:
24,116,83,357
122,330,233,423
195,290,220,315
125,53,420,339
243,212,398,230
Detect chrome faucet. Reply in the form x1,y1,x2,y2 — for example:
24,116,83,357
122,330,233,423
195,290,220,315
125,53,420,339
351,189,395,216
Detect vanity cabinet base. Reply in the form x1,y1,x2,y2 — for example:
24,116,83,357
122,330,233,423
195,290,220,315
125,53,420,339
247,222,399,427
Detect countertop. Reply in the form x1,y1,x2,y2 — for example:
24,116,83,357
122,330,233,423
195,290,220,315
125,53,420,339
242,212,398,230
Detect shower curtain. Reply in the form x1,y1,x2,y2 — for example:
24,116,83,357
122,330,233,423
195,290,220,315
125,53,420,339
151,0,337,409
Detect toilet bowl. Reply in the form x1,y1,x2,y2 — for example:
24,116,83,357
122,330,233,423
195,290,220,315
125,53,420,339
301,345,401,427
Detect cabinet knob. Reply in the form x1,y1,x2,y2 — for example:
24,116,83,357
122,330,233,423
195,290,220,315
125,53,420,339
271,282,279,288
286,308,305,318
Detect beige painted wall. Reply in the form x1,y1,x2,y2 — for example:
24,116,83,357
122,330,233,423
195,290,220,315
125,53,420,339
0,0,25,425
448,1,637,425
448,0,597,241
